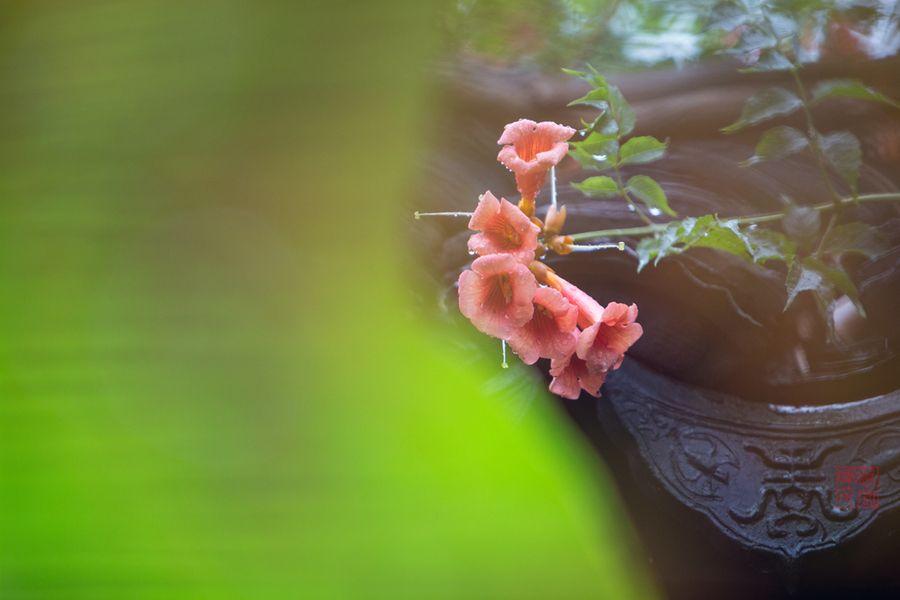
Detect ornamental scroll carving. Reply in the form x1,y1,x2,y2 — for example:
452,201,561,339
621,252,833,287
604,361,900,557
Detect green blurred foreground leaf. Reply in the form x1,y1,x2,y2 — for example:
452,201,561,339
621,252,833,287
0,3,658,598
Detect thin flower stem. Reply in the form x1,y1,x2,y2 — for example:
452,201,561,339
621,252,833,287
569,242,626,252
550,166,558,210
414,211,474,219
568,192,900,241
501,339,509,369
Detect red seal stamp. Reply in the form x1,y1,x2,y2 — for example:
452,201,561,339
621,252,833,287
834,465,880,511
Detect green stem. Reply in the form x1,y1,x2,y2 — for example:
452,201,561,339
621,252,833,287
568,192,900,241
813,212,838,257
614,164,653,226
788,66,844,208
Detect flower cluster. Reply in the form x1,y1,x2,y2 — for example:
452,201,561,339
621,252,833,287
456,119,643,400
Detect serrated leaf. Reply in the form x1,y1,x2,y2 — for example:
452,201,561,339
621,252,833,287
785,257,865,316
567,71,610,108
785,260,825,310
635,219,690,271
573,176,619,198
618,136,667,166
743,126,808,165
738,49,793,73
822,222,889,259
568,133,618,171
810,258,864,317
782,205,821,247
722,87,802,133
626,175,676,217
636,236,661,272
578,110,618,137
689,216,752,260
566,66,634,136
820,131,861,193
607,85,635,136
811,79,900,109
743,227,796,266
633,215,754,270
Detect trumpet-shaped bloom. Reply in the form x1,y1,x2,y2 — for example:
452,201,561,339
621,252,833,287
549,353,606,400
507,287,578,365
497,119,575,201
467,191,540,263
458,254,537,339
547,272,603,328
576,302,643,373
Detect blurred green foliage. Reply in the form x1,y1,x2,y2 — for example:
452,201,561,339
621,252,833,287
0,1,656,597
444,0,900,71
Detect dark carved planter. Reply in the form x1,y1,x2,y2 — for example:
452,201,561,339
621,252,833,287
604,359,900,558
425,56,900,598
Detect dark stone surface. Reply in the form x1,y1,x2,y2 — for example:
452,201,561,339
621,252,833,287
560,361,900,599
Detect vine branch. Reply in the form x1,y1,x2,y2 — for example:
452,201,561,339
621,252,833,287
568,192,900,241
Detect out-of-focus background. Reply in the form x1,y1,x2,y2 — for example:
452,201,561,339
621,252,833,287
0,1,657,597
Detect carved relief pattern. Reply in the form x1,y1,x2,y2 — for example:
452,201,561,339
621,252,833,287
613,393,900,558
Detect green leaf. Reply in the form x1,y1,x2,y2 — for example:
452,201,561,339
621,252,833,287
606,85,635,136
738,49,793,73
561,67,587,78
578,110,618,137
572,176,619,198
820,131,861,193
784,259,826,310
567,71,611,108
689,216,752,260
633,215,753,270
566,66,635,136
618,136,667,166
782,205,821,247
811,79,900,109
635,219,690,271
626,175,676,217
785,257,865,316
636,236,661,272
568,132,618,171
743,227,796,266
743,126,808,165
722,87,802,133
822,222,889,259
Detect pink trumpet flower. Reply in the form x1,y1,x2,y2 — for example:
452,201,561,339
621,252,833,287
497,119,575,205
576,302,643,373
544,271,604,329
549,354,607,400
507,287,578,365
467,191,540,263
458,254,537,340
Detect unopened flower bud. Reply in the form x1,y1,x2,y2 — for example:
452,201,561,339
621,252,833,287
544,204,567,236
547,234,574,255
